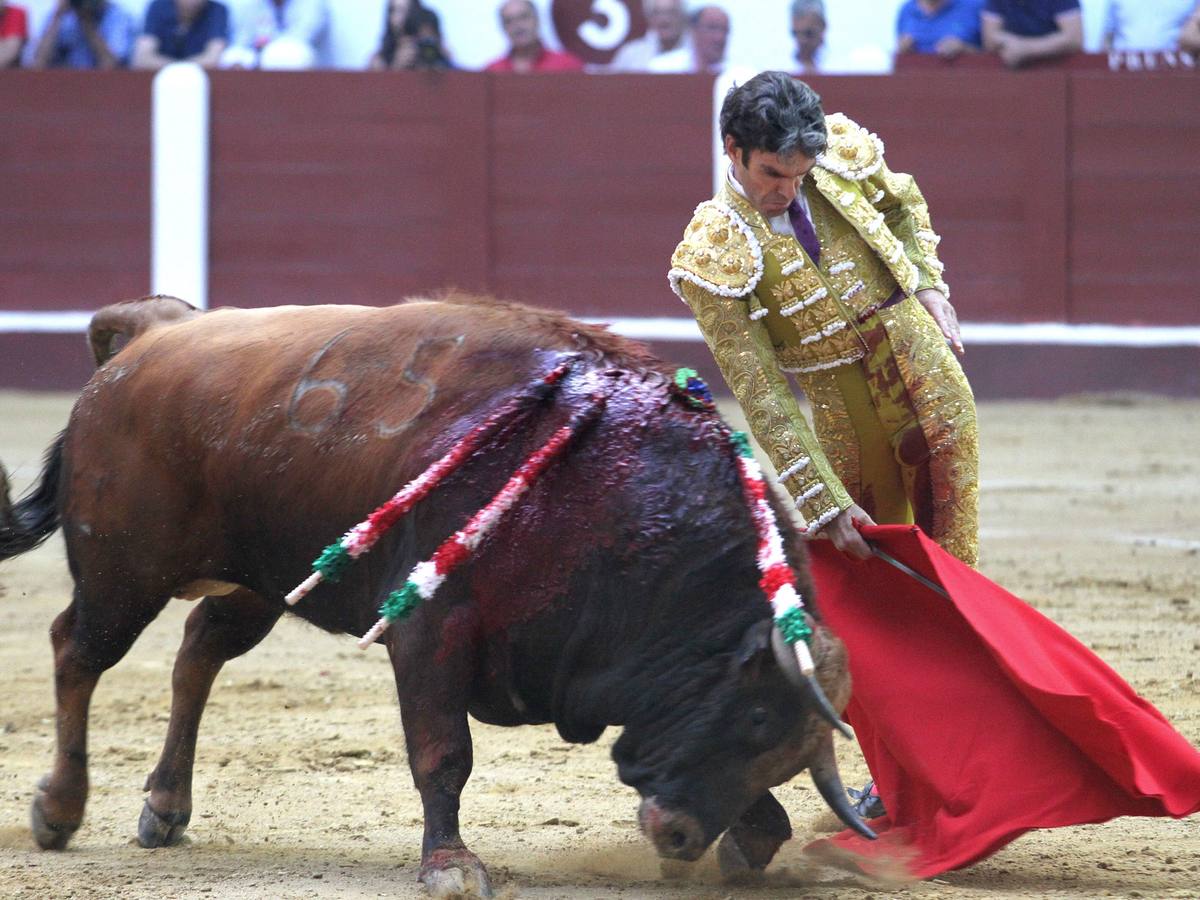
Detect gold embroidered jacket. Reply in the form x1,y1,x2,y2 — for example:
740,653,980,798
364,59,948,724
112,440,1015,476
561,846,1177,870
669,113,950,530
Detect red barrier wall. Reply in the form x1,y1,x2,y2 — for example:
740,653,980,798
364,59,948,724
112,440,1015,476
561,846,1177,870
208,71,493,306
807,72,1072,323
2,67,1198,392
1069,74,1200,325
1,72,152,310
204,71,711,316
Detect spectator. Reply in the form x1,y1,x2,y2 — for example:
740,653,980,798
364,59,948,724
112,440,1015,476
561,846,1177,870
608,0,689,72
1102,0,1197,52
224,0,328,69
897,0,983,58
369,0,453,71
981,0,1082,68
1183,2,1200,54
132,0,229,69
486,0,582,72
30,0,135,68
646,4,728,73
0,1,28,68
790,0,826,74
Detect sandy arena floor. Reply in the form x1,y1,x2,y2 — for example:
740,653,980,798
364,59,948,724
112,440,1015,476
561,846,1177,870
0,389,1197,899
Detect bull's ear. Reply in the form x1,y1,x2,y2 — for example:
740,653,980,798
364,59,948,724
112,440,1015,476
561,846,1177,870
735,619,775,679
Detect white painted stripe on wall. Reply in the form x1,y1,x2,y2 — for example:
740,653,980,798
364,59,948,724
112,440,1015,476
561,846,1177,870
581,318,1200,347
152,63,210,310
3,312,1200,347
581,317,704,341
0,312,94,333
959,322,1200,347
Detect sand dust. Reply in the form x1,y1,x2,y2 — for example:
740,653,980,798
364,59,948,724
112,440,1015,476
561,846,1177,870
0,390,1196,899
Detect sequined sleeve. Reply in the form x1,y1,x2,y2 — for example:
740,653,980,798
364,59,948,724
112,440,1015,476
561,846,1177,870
678,279,853,530
868,161,949,298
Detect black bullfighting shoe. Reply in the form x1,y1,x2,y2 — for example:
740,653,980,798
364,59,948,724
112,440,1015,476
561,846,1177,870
847,780,886,819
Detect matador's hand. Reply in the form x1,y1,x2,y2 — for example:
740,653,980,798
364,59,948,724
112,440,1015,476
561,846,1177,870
916,289,964,356
811,504,876,560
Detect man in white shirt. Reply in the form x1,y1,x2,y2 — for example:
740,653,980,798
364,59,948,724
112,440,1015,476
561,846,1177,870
608,0,690,71
646,4,727,73
1103,0,1199,52
225,0,327,68
1183,2,1200,53
791,0,826,74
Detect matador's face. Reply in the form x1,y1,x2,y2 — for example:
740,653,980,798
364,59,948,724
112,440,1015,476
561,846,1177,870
725,137,815,219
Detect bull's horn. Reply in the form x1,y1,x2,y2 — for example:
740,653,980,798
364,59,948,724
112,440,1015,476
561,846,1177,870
770,626,853,740
810,730,878,840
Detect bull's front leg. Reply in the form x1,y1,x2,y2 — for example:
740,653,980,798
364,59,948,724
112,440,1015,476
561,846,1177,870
388,615,492,899
717,791,793,882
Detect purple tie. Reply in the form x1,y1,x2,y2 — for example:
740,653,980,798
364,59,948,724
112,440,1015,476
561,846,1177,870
787,197,821,266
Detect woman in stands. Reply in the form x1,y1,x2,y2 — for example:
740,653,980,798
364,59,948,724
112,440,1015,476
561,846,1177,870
368,0,453,70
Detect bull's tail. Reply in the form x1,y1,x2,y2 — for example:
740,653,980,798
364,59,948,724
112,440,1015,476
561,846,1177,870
88,294,200,367
0,433,65,561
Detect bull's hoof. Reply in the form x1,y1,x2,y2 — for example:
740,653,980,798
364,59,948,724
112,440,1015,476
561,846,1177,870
137,800,190,848
717,830,769,884
419,848,494,899
31,791,79,851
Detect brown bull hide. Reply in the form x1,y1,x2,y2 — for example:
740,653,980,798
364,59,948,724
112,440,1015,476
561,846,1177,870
87,294,201,367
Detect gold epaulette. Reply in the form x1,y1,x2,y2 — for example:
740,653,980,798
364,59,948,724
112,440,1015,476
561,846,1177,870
668,200,764,301
815,113,885,182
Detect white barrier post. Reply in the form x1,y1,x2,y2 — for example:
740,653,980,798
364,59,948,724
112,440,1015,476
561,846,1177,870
712,67,760,196
151,63,210,309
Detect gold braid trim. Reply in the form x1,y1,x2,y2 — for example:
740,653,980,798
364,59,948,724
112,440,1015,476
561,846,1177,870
880,301,979,566
677,279,853,528
816,113,884,181
866,156,950,298
800,371,862,506
669,202,762,302
810,166,919,296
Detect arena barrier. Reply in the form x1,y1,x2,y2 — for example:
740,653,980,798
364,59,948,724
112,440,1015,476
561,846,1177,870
2,65,1197,395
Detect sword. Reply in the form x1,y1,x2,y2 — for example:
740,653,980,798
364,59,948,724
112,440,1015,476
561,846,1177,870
868,542,950,599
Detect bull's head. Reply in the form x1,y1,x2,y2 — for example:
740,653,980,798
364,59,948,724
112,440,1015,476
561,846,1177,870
612,617,873,861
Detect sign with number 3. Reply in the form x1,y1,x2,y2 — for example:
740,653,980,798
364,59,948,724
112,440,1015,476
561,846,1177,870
552,0,647,63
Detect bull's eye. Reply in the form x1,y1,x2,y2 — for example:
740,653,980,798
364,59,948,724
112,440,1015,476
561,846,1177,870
749,706,769,727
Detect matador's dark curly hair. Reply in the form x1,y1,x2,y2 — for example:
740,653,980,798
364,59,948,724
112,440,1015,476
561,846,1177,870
719,71,827,165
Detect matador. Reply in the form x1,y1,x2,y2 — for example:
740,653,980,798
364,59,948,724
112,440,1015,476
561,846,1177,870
670,71,978,566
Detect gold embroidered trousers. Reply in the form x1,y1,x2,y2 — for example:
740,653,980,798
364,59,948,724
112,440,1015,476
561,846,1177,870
800,299,978,566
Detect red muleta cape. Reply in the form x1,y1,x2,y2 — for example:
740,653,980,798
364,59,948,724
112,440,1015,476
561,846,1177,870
804,525,1200,879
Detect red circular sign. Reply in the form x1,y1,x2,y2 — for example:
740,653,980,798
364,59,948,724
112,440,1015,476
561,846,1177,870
552,0,647,65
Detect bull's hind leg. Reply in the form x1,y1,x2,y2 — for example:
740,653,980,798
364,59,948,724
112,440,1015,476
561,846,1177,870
32,586,171,850
139,589,281,848
388,622,493,899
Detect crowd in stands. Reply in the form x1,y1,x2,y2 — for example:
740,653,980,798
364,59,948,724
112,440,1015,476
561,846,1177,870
893,0,1200,66
0,0,1197,72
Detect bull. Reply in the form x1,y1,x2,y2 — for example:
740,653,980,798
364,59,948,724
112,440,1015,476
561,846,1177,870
0,294,873,896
